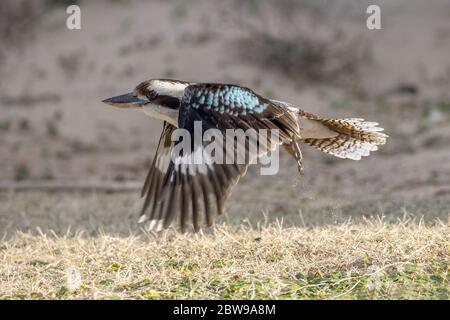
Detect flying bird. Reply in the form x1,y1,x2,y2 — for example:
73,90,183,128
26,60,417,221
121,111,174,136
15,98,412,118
103,79,387,232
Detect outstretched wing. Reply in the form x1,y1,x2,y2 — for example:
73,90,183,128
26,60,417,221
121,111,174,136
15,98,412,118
140,84,299,232
139,120,249,233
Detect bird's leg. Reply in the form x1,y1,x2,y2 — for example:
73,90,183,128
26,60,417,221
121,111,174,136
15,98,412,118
292,137,304,175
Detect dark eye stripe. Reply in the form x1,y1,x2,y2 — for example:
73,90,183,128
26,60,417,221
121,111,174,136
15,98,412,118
153,95,180,109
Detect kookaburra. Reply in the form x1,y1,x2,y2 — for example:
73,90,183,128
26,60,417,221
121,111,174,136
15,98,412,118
103,79,387,232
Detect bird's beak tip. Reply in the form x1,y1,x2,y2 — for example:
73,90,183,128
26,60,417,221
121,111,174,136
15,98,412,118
101,98,113,105
101,93,145,109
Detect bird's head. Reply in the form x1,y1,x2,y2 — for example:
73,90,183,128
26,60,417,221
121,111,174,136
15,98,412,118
102,79,190,110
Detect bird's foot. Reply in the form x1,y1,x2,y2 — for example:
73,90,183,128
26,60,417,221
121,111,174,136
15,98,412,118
297,161,304,175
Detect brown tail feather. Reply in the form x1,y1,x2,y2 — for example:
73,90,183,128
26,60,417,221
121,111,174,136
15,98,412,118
268,99,388,160
300,116,388,160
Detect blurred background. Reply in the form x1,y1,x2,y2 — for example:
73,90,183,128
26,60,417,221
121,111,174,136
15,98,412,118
1,0,450,236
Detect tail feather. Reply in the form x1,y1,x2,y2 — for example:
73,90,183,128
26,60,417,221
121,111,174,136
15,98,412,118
300,117,388,160
269,99,388,160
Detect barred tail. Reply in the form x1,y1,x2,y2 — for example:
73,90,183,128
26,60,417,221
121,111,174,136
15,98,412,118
298,112,388,160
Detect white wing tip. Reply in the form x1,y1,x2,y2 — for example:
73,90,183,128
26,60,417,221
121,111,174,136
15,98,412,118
138,214,148,224
148,219,164,231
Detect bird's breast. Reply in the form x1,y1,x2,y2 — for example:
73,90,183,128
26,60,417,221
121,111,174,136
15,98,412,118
143,104,179,127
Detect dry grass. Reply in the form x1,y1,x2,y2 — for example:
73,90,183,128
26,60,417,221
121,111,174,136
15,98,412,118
1,220,448,300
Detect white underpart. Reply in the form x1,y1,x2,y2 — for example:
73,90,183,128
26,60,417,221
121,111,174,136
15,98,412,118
143,103,179,127
271,100,339,139
299,118,340,139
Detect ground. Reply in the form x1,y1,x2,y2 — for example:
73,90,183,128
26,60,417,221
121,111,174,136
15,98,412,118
0,192,448,299
0,0,449,299
1,215,448,300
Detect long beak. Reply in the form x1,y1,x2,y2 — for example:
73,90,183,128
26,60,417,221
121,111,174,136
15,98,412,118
102,93,146,109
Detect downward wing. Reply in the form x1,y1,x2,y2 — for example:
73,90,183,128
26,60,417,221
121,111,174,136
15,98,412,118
140,84,299,232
